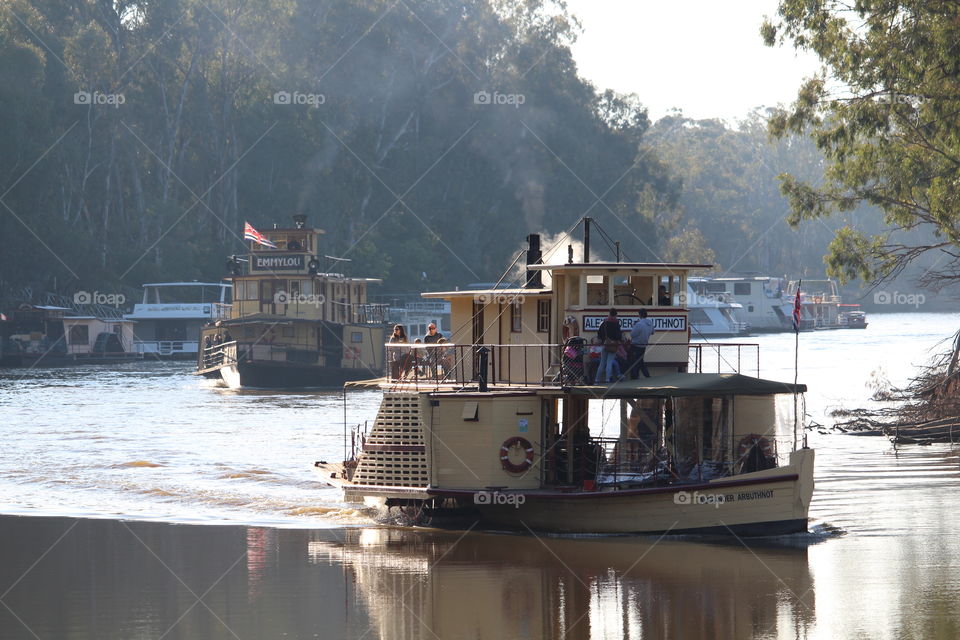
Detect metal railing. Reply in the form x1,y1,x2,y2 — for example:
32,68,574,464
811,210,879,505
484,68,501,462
385,341,761,389
687,343,759,376
386,343,554,389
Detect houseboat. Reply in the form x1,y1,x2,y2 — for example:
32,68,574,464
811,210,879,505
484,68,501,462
1,305,138,366
196,216,388,389
683,284,750,337
315,223,814,536
690,276,792,332
124,282,232,359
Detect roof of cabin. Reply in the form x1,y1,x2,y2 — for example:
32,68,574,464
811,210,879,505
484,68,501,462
527,262,712,271
422,287,552,299
570,372,806,397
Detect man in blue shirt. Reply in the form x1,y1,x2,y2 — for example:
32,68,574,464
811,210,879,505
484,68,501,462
628,309,655,379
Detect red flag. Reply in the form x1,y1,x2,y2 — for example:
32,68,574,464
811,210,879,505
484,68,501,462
792,287,802,332
243,222,278,249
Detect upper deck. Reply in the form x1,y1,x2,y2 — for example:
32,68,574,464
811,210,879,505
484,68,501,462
421,258,714,384
225,217,386,324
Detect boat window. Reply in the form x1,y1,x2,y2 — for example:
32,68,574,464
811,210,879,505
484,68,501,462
734,282,751,296
461,401,479,421
69,325,88,345
689,308,709,325
537,300,551,333
510,301,522,333
705,283,726,293
351,332,363,343
586,275,608,305
282,326,295,338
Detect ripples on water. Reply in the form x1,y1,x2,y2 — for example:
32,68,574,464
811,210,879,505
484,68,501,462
1,312,959,534
3,313,960,638
0,362,382,526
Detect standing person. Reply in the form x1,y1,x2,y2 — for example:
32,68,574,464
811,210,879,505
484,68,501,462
389,324,408,378
423,323,443,378
628,309,655,379
596,309,622,383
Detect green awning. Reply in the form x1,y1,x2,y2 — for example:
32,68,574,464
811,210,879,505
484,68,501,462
569,373,806,398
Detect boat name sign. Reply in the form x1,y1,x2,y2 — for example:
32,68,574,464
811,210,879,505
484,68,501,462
582,315,687,332
251,254,305,271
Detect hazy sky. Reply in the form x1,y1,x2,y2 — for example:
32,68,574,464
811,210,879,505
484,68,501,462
565,0,821,123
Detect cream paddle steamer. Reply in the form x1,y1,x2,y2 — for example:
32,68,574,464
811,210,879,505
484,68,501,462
196,216,388,388
316,222,814,535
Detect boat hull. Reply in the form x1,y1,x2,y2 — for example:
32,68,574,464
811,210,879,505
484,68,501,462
458,473,810,536
320,449,815,537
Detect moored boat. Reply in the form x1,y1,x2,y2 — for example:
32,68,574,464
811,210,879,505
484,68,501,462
1,305,140,366
315,221,815,536
124,282,232,359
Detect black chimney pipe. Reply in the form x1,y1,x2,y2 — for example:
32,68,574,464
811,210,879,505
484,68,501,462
583,217,592,263
525,233,543,288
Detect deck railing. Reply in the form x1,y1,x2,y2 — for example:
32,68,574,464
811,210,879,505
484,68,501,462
688,343,760,376
385,341,761,389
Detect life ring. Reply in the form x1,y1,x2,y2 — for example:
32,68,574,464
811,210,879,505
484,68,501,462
737,434,775,460
500,436,535,474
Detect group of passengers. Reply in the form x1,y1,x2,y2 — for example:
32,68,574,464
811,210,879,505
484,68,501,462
388,323,450,379
589,307,655,384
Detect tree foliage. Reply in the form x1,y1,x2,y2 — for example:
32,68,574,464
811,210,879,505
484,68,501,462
0,0,674,298
763,1,960,288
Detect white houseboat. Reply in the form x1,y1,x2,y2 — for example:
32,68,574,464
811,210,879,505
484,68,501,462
315,223,814,536
683,284,750,337
124,282,232,359
690,276,792,332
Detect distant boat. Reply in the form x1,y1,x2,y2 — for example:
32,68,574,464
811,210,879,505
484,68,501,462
124,282,232,359
0,305,139,366
682,284,750,337
689,276,792,332
195,215,388,389
783,279,868,331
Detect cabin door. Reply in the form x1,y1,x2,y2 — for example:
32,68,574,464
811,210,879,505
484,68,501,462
259,280,286,315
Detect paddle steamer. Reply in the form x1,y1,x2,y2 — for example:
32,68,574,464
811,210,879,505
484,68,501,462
196,216,388,388
316,222,814,535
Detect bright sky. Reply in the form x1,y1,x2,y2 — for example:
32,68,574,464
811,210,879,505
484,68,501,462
565,0,821,123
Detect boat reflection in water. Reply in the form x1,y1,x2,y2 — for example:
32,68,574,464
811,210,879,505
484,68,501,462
307,527,815,640
0,516,813,639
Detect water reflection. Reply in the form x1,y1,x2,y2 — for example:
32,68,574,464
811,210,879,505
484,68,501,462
0,516,814,640
307,528,815,640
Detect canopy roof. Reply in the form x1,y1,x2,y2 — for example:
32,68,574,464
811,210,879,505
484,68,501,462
569,373,806,398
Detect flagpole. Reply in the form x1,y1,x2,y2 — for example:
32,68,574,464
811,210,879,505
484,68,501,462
793,280,801,450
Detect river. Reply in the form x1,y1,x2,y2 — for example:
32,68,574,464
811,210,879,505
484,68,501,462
1,311,959,638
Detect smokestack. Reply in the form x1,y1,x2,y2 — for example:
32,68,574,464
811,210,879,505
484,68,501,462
583,217,592,263
525,233,543,288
